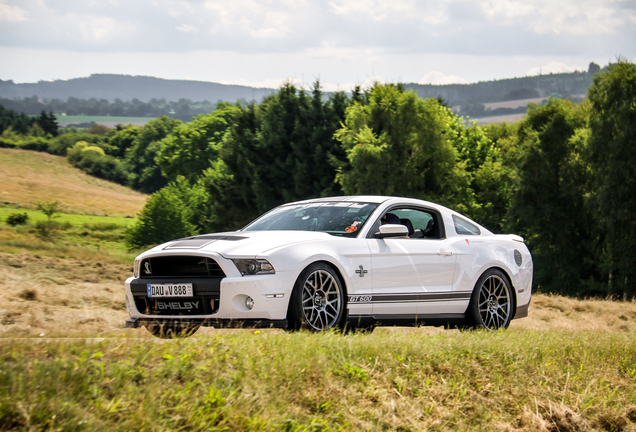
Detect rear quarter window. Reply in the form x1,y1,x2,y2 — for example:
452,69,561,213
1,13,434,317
453,215,481,235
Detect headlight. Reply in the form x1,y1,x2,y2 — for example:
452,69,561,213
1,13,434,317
232,259,275,276
133,259,140,278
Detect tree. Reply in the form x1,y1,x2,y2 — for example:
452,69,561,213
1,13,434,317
507,98,597,295
587,59,636,298
124,116,182,193
207,81,349,228
36,201,62,224
334,84,461,207
125,177,201,249
157,102,241,183
588,62,601,75
106,124,140,159
36,111,58,137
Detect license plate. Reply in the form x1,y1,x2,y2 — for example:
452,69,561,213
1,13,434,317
147,283,193,298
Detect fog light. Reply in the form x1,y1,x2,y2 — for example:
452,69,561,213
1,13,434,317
245,296,254,310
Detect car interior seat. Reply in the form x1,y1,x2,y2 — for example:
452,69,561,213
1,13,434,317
400,218,415,236
421,218,436,238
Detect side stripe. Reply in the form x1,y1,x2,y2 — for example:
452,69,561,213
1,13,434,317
348,292,472,304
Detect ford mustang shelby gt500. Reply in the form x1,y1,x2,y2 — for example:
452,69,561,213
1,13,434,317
124,196,533,337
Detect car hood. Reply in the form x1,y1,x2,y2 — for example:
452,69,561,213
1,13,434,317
152,230,340,258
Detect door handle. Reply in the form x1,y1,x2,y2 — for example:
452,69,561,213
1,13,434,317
437,250,453,256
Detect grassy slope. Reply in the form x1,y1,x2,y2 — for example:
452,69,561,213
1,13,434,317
1,149,636,430
0,148,146,217
0,149,145,337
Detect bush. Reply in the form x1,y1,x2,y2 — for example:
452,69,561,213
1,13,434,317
47,132,102,156
18,137,49,152
0,137,17,148
66,141,129,185
34,220,57,239
5,212,29,226
125,178,200,249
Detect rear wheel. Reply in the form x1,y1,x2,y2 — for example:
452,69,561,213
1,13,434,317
288,263,345,331
467,269,513,330
145,323,200,338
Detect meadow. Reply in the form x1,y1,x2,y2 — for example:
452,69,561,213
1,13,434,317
0,148,635,431
56,115,155,126
0,327,635,431
0,148,146,218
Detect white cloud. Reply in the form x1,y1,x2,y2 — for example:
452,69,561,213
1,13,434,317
480,0,629,36
78,17,117,43
0,0,633,87
480,0,535,20
419,71,468,85
0,1,28,21
176,24,198,33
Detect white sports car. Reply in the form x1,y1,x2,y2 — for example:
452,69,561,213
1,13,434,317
124,196,533,337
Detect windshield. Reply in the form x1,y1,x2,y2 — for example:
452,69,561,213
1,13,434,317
243,202,379,237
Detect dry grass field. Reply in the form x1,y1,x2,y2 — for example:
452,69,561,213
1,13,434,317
0,148,146,217
1,248,635,338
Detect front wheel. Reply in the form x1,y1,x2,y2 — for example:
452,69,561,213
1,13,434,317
466,269,514,330
288,263,345,331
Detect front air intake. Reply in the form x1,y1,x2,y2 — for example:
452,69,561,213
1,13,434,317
139,256,225,278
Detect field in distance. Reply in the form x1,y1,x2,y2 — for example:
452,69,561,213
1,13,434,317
56,115,155,127
0,148,146,217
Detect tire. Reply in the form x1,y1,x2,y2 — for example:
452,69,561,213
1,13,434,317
466,269,514,330
145,323,200,339
288,263,346,331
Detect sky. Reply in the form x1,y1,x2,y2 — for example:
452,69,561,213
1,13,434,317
0,0,634,91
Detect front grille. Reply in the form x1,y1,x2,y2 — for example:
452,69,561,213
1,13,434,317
130,276,222,317
133,295,220,316
140,256,225,278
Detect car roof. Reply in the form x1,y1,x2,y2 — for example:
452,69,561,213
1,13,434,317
287,195,443,208
288,195,391,204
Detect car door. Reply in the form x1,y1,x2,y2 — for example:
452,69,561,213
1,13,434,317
366,207,457,318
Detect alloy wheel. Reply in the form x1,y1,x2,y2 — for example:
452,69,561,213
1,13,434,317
301,269,343,330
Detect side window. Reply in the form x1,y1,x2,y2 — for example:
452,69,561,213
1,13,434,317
452,215,481,235
390,208,440,239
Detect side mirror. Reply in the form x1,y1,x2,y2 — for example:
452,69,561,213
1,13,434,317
375,224,409,239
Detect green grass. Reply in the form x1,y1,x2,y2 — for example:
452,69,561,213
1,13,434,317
56,115,156,124
0,330,634,431
0,207,137,227
0,207,141,263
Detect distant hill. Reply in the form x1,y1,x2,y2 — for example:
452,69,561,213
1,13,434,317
405,71,594,117
0,74,276,103
0,71,597,122
405,71,592,105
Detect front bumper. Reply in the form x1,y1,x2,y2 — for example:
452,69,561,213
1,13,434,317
124,271,296,325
